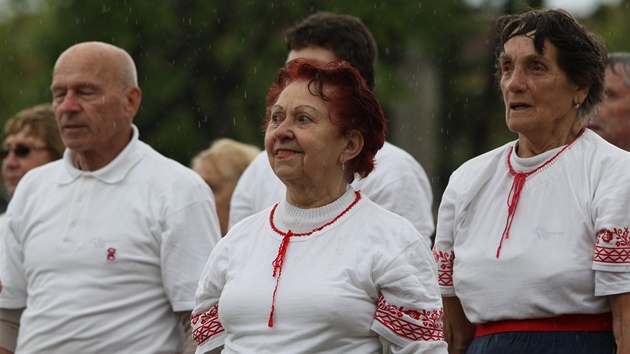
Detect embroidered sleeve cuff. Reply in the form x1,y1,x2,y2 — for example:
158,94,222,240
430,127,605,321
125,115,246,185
593,228,630,270
432,248,454,288
191,305,225,350
371,294,444,346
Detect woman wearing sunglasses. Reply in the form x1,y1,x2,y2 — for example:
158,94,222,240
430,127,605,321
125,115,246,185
1,104,65,199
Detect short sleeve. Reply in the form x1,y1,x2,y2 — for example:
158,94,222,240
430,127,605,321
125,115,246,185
191,238,230,353
0,198,28,309
161,195,222,312
592,155,630,273
370,235,447,353
433,185,456,297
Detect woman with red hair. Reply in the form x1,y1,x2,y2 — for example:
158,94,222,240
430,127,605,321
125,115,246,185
192,59,446,353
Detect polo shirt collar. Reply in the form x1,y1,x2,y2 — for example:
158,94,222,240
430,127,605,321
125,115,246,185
58,124,143,184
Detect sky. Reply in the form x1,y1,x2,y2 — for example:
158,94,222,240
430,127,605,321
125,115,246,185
545,0,622,16
465,0,622,17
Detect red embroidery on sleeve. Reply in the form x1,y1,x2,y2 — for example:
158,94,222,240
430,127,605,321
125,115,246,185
594,228,630,264
375,294,444,342
432,248,454,287
191,305,224,345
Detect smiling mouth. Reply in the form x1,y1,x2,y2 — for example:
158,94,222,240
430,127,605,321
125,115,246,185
275,149,298,158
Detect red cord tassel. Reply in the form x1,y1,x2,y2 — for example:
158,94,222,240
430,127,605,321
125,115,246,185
268,231,292,327
497,172,526,258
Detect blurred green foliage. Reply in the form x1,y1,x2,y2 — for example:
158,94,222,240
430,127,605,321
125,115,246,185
0,0,628,205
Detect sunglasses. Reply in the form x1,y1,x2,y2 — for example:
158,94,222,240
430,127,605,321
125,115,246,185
0,144,50,159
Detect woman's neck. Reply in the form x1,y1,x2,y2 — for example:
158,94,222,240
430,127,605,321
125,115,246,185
516,120,583,158
284,180,348,209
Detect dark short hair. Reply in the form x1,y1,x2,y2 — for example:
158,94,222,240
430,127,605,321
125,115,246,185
263,59,386,183
495,8,607,123
4,104,65,159
284,11,377,90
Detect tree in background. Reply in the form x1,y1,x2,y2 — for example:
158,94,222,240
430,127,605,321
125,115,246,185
0,0,627,206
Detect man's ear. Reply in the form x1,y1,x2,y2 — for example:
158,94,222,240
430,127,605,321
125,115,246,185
124,86,142,121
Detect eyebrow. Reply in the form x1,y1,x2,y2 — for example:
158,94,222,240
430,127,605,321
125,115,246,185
499,51,547,63
50,82,99,91
271,104,318,112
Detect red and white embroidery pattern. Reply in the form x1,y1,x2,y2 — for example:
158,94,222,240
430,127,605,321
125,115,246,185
375,294,444,342
432,248,454,287
594,227,630,264
191,305,224,345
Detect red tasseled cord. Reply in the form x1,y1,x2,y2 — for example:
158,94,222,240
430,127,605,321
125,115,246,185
497,172,527,258
495,129,584,258
268,231,292,327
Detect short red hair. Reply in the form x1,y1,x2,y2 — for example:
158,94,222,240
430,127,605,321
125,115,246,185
263,59,386,182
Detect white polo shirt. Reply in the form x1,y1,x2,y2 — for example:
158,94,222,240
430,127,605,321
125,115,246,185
0,125,222,353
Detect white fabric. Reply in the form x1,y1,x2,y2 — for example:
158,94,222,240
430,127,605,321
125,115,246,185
229,142,435,243
193,187,447,354
0,125,222,354
433,129,630,324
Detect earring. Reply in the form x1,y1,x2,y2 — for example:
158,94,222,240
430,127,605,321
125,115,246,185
574,102,581,109
340,163,345,171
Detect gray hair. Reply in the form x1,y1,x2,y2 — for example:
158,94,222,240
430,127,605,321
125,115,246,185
608,52,630,88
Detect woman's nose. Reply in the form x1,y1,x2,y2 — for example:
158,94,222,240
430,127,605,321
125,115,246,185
273,118,294,140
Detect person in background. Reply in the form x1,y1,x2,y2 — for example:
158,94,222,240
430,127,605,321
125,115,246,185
1,104,65,199
192,59,445,354
191,138,260,236
0,41,221,354
0,104,64,326
433,9,630,354
229,12,435,244
588,52,630,151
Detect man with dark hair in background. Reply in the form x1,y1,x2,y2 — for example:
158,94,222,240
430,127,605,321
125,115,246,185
229,12,436,244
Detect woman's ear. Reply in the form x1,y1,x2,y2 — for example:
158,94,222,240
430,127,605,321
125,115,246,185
574,86,589,108
340,129,364,164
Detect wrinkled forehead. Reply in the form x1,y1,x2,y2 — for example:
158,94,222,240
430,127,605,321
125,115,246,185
54,53,109,79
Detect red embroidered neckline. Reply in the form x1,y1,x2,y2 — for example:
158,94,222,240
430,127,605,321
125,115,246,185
267,190,361,327
496,129,584,258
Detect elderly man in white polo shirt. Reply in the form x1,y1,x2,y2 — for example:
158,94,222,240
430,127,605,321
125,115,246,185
0,42,221,354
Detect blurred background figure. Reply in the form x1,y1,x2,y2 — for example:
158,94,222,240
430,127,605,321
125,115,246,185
1,104,64,199
588,52,630,151
230,12,435,244
191,138,260,236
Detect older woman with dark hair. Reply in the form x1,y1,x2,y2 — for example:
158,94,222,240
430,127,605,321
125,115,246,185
433,8,630,354
192,59,446,353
